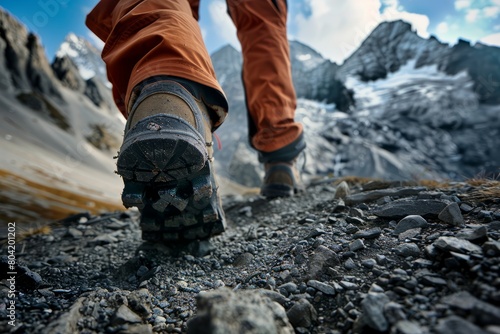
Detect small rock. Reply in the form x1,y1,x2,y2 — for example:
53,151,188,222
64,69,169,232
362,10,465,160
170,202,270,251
279,282,298,297
353,227,382,239
340,281,359,290
188,288,294,333
307,245,339,278
398,228,421,241
394,243,420,257
459,203,474,213
112,305,142,325
90,234,118,245
349,239,365,252
334,181,350,199
485,326,500,334
259,290,288,306
360,292,390,332
483,240,500,256
393,320,424,334
488,221,500,231
438,203,465,226
457,226,488,244
472,299,500,326
66,227,83,239
346,216,365,225
344,258,356,270
307,280,336,295
434,236,482,254
238,206,252,217
361,259,377,269
421,276,447,287
393,215,428,235
306,228,326,239
384,302,407,325
287,299,318,328
435,315,488,334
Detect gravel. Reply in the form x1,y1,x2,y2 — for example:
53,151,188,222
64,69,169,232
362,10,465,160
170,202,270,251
0,181,499,333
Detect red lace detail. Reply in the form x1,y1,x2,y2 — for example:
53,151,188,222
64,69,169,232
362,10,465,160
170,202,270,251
213,133,222,150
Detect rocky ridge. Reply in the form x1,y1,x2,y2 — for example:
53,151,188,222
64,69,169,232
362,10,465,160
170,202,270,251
1,180,499,333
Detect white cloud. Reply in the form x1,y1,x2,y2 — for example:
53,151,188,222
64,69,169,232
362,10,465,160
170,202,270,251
207,0,240,50
293,0,430,64
436,22,449,34
455,0,472,10
480,32,500,46
465,8,480,22
483,6,500,17
87,31,104,50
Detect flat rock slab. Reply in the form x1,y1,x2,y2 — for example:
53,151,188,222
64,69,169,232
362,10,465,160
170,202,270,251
433,236,482,254
345,187,426,205
373,199,450,219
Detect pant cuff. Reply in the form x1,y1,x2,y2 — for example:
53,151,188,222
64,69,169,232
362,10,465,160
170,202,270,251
258,132,306,163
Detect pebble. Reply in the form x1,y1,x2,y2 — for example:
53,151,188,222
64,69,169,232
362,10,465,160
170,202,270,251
393,320,425,334
361,258,377,269
334,181,350,199
360,292,390,332
349,239,365,252
438,203,465,226
344,258,356,270
307,280,336,295
394,243,420,257
287,298,318,328
353,227,382,239
433,236,482,254
434,315,488,334
339,281,359,290
398,227,422,241
112,305,142,325
394,215,428,235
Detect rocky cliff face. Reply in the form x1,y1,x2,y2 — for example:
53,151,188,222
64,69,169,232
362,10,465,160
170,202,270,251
0,10,61,98
338,20,500,105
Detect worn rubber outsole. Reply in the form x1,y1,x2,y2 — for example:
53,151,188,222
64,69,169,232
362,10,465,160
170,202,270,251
116,116,226,242
260,184,295,199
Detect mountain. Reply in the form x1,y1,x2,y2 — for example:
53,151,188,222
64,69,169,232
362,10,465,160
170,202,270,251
1,8,499,225
336,20,500,179
211,25,499,185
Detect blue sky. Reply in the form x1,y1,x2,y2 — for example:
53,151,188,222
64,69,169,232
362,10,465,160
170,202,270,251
1,0,499,64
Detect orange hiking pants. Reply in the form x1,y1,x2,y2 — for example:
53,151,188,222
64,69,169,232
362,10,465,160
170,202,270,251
86,0,303,153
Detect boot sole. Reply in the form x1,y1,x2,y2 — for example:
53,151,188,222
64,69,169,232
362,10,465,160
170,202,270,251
260,184,294,199
117,119,225,242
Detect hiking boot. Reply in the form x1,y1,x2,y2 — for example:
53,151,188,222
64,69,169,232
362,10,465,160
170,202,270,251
116,79,225,242
260,160,305,198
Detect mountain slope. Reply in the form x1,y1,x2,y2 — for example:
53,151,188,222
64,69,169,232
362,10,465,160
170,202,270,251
0,9,124,225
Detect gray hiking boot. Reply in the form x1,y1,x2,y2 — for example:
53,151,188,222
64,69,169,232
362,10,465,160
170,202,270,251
258,133,306,199
116,79,225,242
260,160,305,198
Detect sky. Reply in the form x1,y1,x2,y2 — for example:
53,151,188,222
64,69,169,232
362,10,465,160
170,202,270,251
1,0,499,64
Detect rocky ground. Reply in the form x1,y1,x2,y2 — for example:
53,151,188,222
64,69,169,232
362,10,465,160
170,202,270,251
1,178,500,334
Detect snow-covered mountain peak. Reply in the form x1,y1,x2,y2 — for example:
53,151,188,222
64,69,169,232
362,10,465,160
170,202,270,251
290,40,327,70
56,33,109,85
